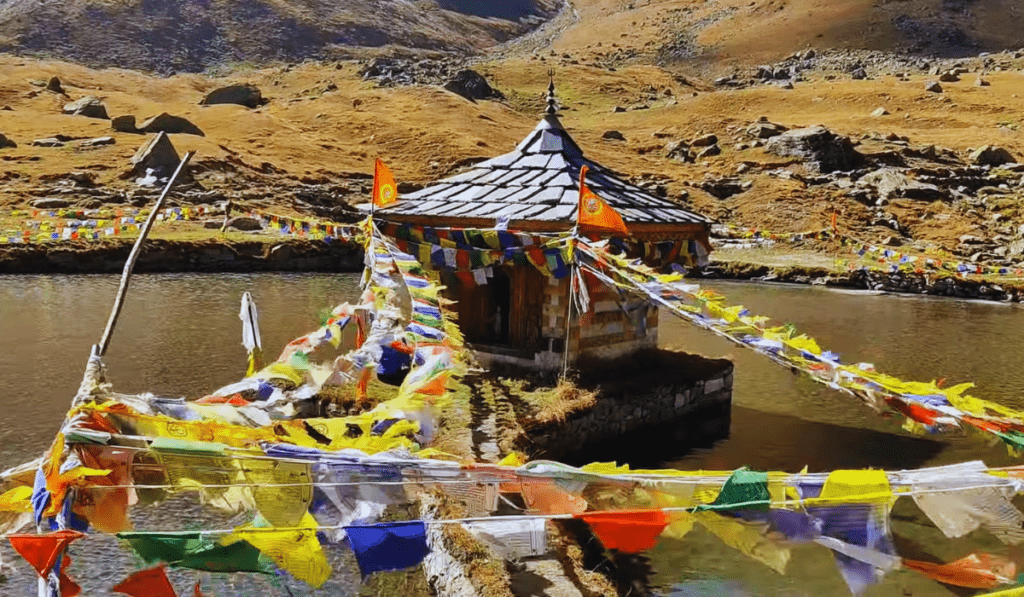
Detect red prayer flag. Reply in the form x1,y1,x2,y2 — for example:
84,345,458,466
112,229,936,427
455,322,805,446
112,565,179,597
194,581,206,597
373,158,399,208
59,557,82,597
8,529,84,577
903,553,1015,589
577,166,628,237
577,509,668,553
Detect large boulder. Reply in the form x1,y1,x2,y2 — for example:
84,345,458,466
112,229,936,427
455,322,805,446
765,126,863,173
747,119,787,139
62,96,109,119
138,113,205,136
111,115,141,133
127,132,184,179
443,70,504,102
0,133,15,149
46,76,65,94
859,168,946,201
969,145,1016,166
200,84,264,108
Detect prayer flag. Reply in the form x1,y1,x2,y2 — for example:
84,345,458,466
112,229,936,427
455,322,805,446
8,529,84,577
346,521,430,575
577,509,668,553
904,553,1015,589
112,565,179,597
694,468,770,512
578,166,628,237
373,158,399,208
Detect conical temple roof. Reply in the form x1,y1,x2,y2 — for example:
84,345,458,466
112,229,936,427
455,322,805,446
380,114,710,234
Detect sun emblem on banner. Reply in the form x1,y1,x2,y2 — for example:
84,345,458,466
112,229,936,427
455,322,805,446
584,193,601,215
380,184,396,203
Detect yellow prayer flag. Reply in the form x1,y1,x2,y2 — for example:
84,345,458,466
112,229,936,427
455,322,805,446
224,513,331,588
804,470,893,506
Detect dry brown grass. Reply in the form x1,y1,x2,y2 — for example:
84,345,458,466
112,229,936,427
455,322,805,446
430,490,515,597
531,378,598,425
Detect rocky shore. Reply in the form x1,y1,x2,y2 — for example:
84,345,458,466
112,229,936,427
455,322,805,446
0,237,363,274
701,260,1024,302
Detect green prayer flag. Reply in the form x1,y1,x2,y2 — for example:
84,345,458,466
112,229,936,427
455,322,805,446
694,468,770,512
118,532,276,575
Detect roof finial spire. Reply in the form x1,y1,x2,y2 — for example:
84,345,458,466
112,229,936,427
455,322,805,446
546,69,558,116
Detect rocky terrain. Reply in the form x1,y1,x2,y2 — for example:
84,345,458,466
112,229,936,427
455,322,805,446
0,0,561,73
0,0,1021,281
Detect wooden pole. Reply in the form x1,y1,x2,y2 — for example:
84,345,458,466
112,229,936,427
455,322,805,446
96,151,195,358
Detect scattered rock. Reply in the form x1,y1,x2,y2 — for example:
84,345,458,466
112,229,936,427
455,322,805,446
111,115,141,134
778,80,794,90
1,106,11,111
665,140,690,161
138,113,205,136
871,107,889,117
442,70,503,102
227,216,263,231
959,234,984,245
969,145,1016,166
699,177,743,198
602,130,626,141
747,119,787,139
0,133,15,149
67,171,97,187
80,136,115,148
200,83,264,108
882,236,902,247
62,96,109,119
851,67,867,80
690,134,718,148
46,76,64,94
938,71,960,82
126,132,184,179
803,49,816,60
31,198,70,209
611,106,626,113
765,126,863,173
925,81,943,93
859,168,946,201
697,144,721,159
31,138,65,147
975,77,990,87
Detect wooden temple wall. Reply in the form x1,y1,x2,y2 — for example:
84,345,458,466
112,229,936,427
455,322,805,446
541,275,658,363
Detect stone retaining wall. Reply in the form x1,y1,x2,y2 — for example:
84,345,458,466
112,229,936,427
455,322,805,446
703,262,1024,302
0,238,364,274
529,365,734,458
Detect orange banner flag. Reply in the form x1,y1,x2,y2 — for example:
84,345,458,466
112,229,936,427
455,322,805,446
8,529,84,577
112,565,179,597
373,158,399,208
904,553,1015,589
578,166,628,237
577,509,668,553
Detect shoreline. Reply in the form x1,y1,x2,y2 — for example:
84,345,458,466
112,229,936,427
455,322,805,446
699,260,1024,303
0,237,364,274
4,239,1023,304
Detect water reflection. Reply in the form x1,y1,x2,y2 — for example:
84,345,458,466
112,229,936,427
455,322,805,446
2,275,1023,596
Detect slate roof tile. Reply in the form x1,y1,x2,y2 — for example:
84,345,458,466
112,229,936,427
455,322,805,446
381,114,710,226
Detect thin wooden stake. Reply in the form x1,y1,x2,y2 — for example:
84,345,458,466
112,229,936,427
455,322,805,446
96,151,195,357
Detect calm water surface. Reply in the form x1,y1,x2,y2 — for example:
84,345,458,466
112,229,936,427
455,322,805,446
2,275,1022,596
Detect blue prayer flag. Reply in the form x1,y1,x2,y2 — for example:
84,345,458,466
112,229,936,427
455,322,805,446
346,521,429,575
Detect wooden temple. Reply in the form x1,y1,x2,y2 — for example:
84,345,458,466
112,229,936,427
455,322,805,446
376,81,712,371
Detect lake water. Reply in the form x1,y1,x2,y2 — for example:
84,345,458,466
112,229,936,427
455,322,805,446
1,274,1022,596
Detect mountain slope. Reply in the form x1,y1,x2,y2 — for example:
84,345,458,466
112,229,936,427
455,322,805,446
0,0,561,72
